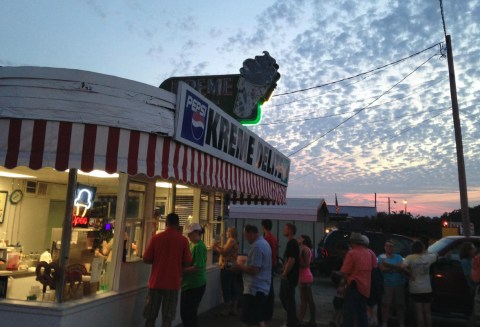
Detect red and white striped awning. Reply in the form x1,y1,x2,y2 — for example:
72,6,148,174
0,119,286,204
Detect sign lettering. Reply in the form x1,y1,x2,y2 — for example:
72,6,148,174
175,82,289,185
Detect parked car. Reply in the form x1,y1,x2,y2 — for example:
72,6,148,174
315,229,414,277
427,235,480,317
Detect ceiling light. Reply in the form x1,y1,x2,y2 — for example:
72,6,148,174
66,169,119,178
156,182,188,189
0,171,37,179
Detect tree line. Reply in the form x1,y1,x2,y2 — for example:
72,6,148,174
357,204,480,241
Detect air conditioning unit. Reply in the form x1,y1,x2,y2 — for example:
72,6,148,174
24,181,49,196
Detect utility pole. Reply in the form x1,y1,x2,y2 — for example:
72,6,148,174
445,34,470,236
439,0,470,236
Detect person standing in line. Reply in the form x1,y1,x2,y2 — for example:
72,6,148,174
298,234,316,326
280,222,300,327
261,219,278,321
460,242,477,327
212,226,239,315
181,223,207,327
340,232,375,327
142,213,192,327
234,224,272,327
377,240,407,327
402,240,438,327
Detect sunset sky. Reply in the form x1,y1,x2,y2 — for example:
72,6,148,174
1,0,479,217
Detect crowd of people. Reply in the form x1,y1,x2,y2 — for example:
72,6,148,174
140,214,479,327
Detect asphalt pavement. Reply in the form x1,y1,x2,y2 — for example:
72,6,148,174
196,276,337,327
193,276,475,327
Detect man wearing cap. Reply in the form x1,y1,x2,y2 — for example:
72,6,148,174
340,232,376,327
234,224,272,327
181,223,207,327
143,213,192,327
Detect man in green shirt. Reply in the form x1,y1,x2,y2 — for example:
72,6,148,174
181,223,207,327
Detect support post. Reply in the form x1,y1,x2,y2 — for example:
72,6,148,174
56,168,77,302
446,35,470,236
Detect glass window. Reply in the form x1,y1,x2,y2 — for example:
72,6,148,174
0,166,120,302
124,182,146,263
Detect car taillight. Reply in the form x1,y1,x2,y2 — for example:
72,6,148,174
320,248,328,258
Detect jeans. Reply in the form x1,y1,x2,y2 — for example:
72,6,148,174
220,268,238,304
279,278,298,327
180,284,206,327
343,282,368,327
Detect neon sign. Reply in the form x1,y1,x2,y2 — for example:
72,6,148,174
72,184,96,228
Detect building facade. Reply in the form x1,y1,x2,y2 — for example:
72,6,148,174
0,66,289,326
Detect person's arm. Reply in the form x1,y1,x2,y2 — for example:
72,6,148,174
213,238,235,255
299,247,310,268
281,256,296,278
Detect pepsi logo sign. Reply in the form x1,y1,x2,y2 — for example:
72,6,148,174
180,90,209,146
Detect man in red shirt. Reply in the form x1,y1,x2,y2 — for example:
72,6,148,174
261,219,278,321
143,213,192,327
340,232,377,327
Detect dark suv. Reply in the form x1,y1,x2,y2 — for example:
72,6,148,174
428,236,480,317
316,229,414,277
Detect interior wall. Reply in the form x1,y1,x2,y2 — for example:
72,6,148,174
0,178,68,253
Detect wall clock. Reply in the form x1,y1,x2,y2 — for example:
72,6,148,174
10,189,23,204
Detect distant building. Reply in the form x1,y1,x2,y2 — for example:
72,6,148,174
227,197,377,256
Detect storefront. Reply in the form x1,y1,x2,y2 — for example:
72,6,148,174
0,66,289,326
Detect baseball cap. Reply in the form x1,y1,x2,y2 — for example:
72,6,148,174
184,223,203,235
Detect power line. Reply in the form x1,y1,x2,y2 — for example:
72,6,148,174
273,42,442,97
287,53,439,157
257,76,447,126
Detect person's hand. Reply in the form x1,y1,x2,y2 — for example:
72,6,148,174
229,262,242,272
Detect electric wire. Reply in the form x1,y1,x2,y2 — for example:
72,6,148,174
258,76,448,126
273,42,442,97
287,53,439,157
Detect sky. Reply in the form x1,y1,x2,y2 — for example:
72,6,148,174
1,0,479,217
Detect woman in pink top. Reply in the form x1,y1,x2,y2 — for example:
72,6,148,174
298,234,316,326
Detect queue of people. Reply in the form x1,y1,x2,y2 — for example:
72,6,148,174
331,233,443,327
140,216,321,327
141,215,472,327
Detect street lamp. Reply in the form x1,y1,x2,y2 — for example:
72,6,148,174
403,200,407,214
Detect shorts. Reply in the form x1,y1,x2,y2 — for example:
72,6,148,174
143,288,179,322
241,292,267,325
410,292,432,303
382,285,406,306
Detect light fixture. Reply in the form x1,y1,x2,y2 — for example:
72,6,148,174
0,171,37,179
66,169,119,178
155,182,188,189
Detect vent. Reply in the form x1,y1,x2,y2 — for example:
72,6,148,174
37,182,48,196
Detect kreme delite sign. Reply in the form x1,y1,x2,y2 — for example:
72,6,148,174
175,82,290,186
161,51,280,125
